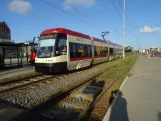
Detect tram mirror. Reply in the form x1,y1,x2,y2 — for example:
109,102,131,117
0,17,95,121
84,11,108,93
37,36,40,42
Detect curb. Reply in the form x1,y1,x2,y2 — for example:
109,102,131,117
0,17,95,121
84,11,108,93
102,55,139,121
102,76,129,121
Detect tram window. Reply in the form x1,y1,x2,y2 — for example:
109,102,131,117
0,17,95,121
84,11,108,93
70,43,75,58
94,46,97,56
56,34,67,55
110,48,114,54
75,44,88,57
75,44,83,57
101,47,106,56
105,47,108,54
114,48,117,54
83,45,88,57
95,46,102,56
87,45,92,56
70,43,92,58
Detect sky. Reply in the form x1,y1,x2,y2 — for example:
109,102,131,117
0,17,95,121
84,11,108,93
1,0,161,49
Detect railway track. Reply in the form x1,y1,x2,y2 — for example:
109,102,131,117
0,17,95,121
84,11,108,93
2,55,138,121
76,63,132,121
41,62,132,121
0,74,50,93
8,61,127,121
0,57,121,94
0,70,85,109
0,71,80,94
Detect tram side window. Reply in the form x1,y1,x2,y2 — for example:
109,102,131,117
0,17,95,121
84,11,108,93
95,46,108,56
105,47,108,54
75,44,91,57
94,46,97,56
95,46,102,56
87,45,92,57
75,44,85,57
70,43,92,58
56,34,67,55
101,47,106,56
114,48,117,54
109,48,114,54
70,43,75,58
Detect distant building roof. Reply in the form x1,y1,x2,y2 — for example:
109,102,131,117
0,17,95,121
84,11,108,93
0,39,13,43
0,21,10,30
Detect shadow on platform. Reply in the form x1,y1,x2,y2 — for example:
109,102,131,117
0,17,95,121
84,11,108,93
108,89,129,121
158,112,161,121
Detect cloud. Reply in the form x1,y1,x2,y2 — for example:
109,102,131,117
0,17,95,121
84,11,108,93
64,0,95,9
8,0,32,14
139,26,161,34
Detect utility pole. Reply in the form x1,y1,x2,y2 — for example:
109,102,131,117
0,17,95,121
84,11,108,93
122,0,126,58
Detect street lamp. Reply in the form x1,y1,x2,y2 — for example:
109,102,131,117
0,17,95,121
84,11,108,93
122,0,126,58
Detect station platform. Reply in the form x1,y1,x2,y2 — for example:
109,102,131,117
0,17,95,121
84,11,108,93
0,66,40,84
103,55,161,121
0,103,23,121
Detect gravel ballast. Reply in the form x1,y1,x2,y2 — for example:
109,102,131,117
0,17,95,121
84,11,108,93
0,60,122,108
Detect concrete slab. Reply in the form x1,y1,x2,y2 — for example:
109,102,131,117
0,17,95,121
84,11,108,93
103,56,161,121
0,67,41,84
0,103,23,121
70,85,102,101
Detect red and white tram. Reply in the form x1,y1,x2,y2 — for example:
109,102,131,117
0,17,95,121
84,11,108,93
35,28,122,73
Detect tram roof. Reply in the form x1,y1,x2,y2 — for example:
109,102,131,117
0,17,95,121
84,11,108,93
41,28,91,40
41,28,119,44
92,37,109,44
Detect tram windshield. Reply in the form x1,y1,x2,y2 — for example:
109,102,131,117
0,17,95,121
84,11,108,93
37,39,56,58
37,34,67,58
37,34,56,58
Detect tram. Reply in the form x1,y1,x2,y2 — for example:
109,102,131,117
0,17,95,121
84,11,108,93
35,28,123,73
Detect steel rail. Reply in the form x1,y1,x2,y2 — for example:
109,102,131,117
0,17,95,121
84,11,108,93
8,63,119,121
76,62,133,121
0,74,64,94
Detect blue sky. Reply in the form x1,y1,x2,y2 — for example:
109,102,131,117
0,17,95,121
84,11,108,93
1,0,161,49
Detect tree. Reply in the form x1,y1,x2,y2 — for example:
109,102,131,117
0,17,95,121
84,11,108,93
125,46,133,53
24,40,33,43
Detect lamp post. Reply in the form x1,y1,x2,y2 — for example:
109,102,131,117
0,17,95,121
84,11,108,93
122,0,126,58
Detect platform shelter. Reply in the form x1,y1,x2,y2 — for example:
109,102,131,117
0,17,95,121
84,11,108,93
0,42,37,70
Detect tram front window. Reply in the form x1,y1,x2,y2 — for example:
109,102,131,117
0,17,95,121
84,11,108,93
37,38,56,58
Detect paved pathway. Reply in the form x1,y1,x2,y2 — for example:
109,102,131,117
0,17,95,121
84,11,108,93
103,55,161,121
0,103,22,121
0,67,35,79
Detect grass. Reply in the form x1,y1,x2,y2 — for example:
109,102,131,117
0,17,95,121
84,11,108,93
88,53,140,121
96,53,139,82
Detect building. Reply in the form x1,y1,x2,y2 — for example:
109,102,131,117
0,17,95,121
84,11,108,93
0,21,13,56
0,21,12,43
139,49,146,53
150,47,161,52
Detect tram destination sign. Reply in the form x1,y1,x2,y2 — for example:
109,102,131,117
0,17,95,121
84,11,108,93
40,34,56,40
